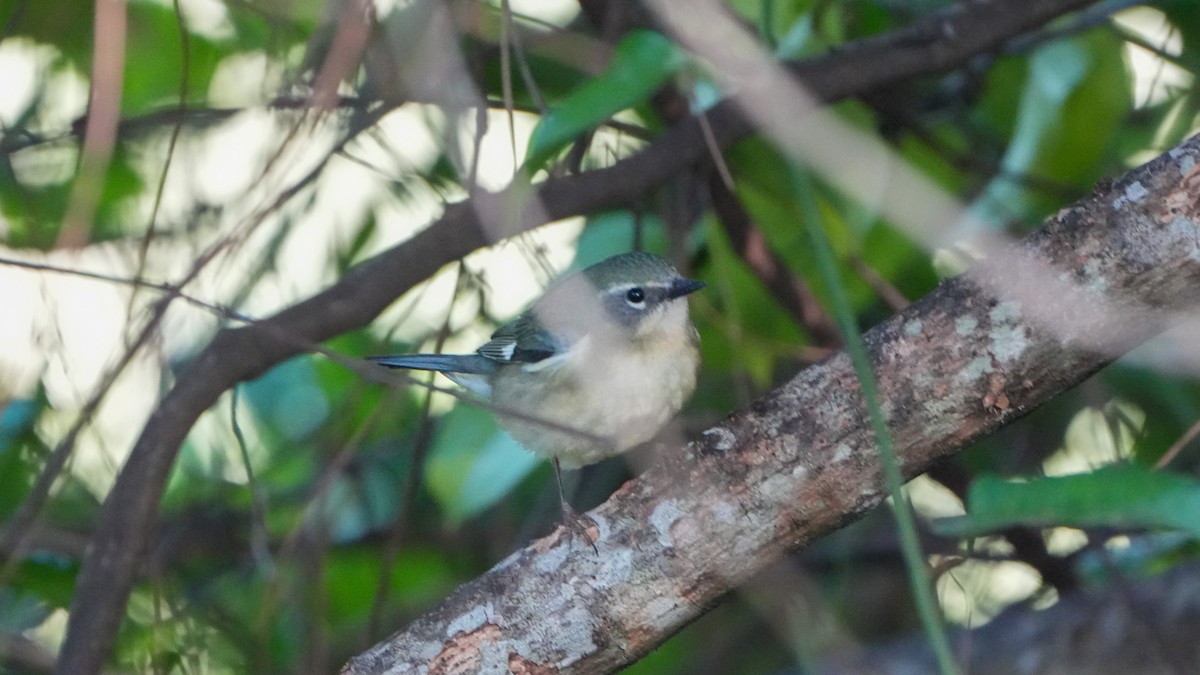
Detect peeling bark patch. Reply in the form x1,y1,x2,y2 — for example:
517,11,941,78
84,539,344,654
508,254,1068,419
508,653,555,675
585,548,633,590
1178,152,1198,175
701,426,737,453
1167,217,1200,262
988,300,1022,325
554,606,599,658
1111,180,1148,209
990,324,1030,362
987,301,1029,363
708,499,737,524
649,500,684,547
679,571,722,606
1159,161,1200,224
641,594,681,626
429,623,502,674
533,541,570,574
956,355,993,384
587,513,610,543
446,604,496,637
1081,258,1108,291
759,472,795,506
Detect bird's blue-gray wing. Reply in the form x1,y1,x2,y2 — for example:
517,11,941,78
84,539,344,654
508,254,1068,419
476,313,565,365
366,353,497,373
366,354,497,397
368,313,569,398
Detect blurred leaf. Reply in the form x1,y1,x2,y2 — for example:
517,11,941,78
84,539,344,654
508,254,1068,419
0,448,34,521
975,31,1132,224
0,588,53,633
9,555,78,610
337,214,379,272
725,137,872,308
4,0,95,64
324,546,458,625
425,404,540,524
0,398,39,450
122,0,227,113
243,357,329,443
0,158,70,249
574,211,670,268
703,214,805,388
934,465,1200,540
1041,401,1144,477
1074,532,1200,581
1103,363,1200,467
524,30,687,171
2,142,146,248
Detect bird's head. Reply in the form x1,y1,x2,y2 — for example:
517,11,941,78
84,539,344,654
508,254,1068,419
564,251,705,341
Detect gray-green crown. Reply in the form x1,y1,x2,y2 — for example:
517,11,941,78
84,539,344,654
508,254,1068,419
579,251,681,289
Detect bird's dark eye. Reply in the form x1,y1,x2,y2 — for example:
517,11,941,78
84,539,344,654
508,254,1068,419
625,287,646,306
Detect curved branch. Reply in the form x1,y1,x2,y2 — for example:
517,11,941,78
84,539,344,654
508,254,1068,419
343,136,1200,673
56,0,1103,671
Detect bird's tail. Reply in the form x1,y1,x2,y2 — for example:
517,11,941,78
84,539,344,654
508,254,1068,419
366,353,497,374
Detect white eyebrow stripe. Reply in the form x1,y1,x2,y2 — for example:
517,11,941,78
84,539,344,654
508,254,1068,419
610,282,671,292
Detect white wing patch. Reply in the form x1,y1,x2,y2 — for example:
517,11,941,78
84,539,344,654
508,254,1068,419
478,337,517,362
444,372,493,398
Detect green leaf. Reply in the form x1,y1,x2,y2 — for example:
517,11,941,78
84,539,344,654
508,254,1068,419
523,30,687,171
573,210,670,268
243,357,329,443
324,546,457,624
424,404,539,524
122,0,226,114
9,556,78,611
0,394,48,518
974,31,1132,223
933,465,1200,540
0,399,39,451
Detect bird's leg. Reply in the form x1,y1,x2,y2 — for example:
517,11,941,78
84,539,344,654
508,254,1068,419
553,457,598,551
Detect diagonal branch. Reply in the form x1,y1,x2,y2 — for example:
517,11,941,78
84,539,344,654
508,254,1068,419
343,134,1200,675
56,0,1104,671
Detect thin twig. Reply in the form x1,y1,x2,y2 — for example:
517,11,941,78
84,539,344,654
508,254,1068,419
1155,418,1200,469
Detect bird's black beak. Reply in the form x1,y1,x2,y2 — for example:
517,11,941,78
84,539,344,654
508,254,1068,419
668,278,706,299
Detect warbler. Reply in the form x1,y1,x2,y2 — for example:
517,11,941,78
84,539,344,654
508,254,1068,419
369,251,704,533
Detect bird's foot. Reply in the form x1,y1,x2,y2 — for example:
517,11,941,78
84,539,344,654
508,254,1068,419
559,502,599,553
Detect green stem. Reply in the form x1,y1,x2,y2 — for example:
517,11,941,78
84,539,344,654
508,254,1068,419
793,169,960,675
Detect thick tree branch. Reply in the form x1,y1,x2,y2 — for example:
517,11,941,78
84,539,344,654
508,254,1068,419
344,138,1200,672
57,0,1104,671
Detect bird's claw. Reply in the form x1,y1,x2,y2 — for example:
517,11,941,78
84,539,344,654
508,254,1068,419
559,503,599,553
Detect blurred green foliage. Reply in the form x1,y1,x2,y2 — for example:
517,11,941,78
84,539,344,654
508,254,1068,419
1,0,1199,671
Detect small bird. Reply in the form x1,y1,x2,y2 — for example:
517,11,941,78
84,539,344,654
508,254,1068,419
369,251,704,537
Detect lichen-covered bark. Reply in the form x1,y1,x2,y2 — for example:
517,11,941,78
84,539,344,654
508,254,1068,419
344,137,1200,674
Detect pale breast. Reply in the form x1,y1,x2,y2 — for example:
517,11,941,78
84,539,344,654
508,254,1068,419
490,329,699,468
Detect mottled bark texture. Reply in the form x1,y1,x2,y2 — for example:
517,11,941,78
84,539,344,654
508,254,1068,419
344,138,1200,674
